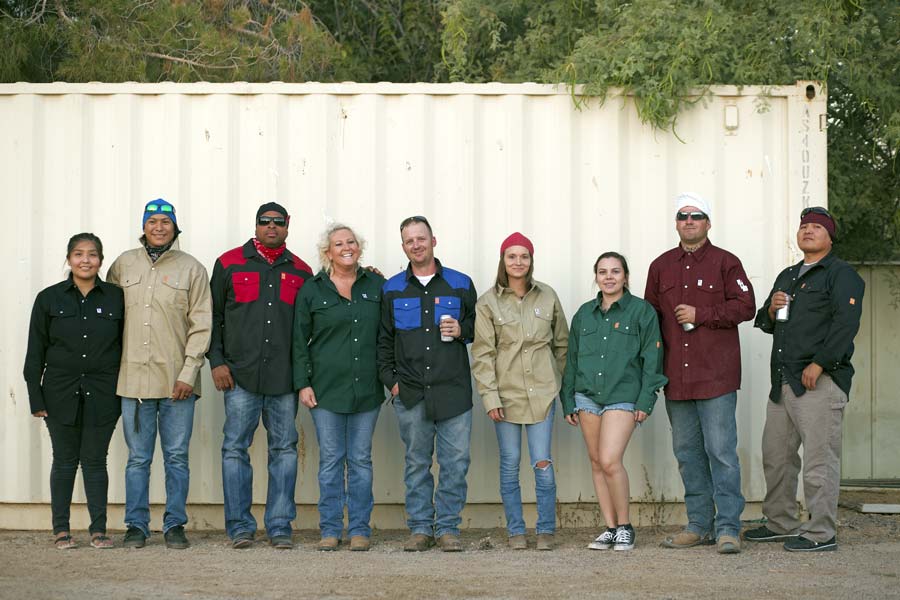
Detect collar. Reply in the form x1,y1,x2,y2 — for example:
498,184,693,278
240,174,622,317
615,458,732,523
793,251,836,273
592,288,633,312
63,273,106,294
312,266,369,283
496,280,539,298
405,258,443,282
242,238,294,265
677,239,713,261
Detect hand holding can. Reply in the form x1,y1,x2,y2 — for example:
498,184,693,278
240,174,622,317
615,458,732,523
440,314,455,342
776,295,791,322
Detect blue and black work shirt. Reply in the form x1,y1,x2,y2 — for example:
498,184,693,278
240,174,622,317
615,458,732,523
377,259,477,421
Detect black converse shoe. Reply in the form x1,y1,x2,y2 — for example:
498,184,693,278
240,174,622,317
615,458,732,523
588,528,616,550
613,526,635,551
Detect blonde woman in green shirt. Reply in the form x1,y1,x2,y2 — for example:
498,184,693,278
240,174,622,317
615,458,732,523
561,252,667,552
472,232,569,551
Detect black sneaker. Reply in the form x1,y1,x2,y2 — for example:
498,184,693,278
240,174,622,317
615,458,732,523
123,526,147,549
164,525,190,550
784,536,837,552
613,526,635,551
743,525,798,543
588,528,616,550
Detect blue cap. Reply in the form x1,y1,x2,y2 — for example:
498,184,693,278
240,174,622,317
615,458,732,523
142,199,179,231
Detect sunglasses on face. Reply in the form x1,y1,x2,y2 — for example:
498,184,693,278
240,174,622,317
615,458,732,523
801,206,832,219
145,203,174,214
676,211,708,221
258,216,287,227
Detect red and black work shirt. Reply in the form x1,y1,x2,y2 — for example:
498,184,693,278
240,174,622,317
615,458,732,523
208,239,312,396
644,241,756,401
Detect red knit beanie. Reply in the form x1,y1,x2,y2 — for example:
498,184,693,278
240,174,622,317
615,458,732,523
500,232,534,256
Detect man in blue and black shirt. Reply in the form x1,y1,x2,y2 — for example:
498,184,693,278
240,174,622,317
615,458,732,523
377,216,477,553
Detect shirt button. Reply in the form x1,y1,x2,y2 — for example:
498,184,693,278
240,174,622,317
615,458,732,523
684,343,688,347
684,363,689,367
144,323,149,326
354,338,358,342
603,336,607,340
778,349,782,352
354,319,358,323
82,354,87,358
145,304,150,308
265,339,269,343
686,265,691,269
151,267,156,271
425,310,430,314
425,328,430,333
269,284,273,288
597,373,601,376
684,285,688,288
83,316,87,320
85,392,91,396
268,302,272,306
355,357,358,361
83,334,87,338
267,320,271,324
600,355,605,359
529,388,533,392
426,366,430,370
524,349,528,353
426,347,430,351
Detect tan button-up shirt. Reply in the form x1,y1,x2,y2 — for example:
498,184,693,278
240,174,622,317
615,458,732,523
107,243,212,399
472,280,568,424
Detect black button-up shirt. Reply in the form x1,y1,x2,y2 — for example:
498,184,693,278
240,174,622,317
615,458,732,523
208,240,313,396
23,276,124,425
754,252,865,401
377,259,477,421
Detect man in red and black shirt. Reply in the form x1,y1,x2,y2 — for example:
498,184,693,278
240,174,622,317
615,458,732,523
644,193,756,554
207,202,312,550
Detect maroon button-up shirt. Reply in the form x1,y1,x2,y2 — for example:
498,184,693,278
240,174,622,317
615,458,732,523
644,241,756,401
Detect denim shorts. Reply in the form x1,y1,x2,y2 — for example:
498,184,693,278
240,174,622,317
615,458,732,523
574,392,635,417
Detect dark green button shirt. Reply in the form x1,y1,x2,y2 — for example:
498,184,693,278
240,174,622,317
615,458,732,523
561,290,667,416
292,268,386,414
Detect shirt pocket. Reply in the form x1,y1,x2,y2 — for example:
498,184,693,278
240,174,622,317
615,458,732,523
117,273,143,307
495,313,520,347
796,281,829,313
231,271,260,303
393,297,422,331
279,272,304,305
577,320,602,356
161,273,190,310
433,295,461,325
531,304,554,342
611,321,639,354
696,278,722,301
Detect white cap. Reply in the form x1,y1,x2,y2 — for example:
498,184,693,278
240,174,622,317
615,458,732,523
674,192,712,220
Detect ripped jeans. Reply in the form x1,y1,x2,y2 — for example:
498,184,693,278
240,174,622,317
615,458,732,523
493,403,557,536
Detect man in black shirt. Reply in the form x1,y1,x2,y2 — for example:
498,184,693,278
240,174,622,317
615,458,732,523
746,207,865,552
378,216,477,552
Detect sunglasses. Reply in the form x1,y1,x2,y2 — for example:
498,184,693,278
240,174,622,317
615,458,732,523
145,203,174,214
676,211,708,221
400,215,432,231
801,206,832,219
258,216,287,227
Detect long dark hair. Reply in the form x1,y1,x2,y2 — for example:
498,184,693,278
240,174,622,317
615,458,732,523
67,232,104,262
593,251,629,290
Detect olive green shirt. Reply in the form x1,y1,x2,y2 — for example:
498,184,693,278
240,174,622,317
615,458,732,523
292,268,386,414
560,290,667,416
472,280,569,424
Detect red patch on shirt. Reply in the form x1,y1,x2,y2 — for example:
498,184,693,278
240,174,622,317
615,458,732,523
435,297,440,304
849,297,856,305
614,322,620,329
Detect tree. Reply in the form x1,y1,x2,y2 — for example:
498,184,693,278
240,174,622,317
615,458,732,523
440,0,900,260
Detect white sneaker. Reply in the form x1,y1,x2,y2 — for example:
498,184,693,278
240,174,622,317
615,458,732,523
588,529,616,550
613,526,635,551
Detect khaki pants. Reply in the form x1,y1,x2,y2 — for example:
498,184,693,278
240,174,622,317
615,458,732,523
761,374,848,542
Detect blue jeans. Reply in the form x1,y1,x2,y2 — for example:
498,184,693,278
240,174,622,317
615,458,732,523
121,396,195,536
310,407,380,538
394,398,472,537
494,403,556,536
222,385,298,539
665,392,744,538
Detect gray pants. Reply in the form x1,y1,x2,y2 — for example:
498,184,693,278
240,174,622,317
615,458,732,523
761,374,848,542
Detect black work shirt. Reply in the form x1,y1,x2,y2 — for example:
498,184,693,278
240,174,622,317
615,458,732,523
23,276,124,425
754,252,865,402
293,268,386,413
208,240,313,396
377,260,477,421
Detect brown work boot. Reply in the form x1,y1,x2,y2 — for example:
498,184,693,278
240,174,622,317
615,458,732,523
661,529,714,549
317,536,340,551
508,535,527,550
438,533,463,552
403,533,434,552
349,535,370,551
536,533,555,551
717,535,741,554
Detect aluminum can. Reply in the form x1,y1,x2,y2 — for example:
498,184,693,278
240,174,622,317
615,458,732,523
440,314,454,342
775,296,791,322
682,322,696,332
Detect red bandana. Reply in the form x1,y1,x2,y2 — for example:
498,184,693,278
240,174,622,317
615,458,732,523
252,238,286,265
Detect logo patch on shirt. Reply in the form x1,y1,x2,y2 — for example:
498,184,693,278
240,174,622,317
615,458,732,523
281,273,286,280
435,297,440,304
849,297,856,305
614,322,620,329
736,278,749,292
362,293,369,299
534,307,542,317
801,283,807,289
656,341,661,348
96,307,103,314
697,279,703,286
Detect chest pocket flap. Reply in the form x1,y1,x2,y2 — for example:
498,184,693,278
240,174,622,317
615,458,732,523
393,297,422,331
232,271,260,303
433,295,461,325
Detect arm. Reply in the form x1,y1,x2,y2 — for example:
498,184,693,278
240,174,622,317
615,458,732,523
23,291,50,415
694,255,756,328
634,304,668,416
471,299,502,413
559,311,580,416
206,259,227,369
457,277,478,343
292,284,315,391
376,287,398,393
753,278,781,335
643,261,662,315
176,262,213,389
811,265,865,372
551,294,569,377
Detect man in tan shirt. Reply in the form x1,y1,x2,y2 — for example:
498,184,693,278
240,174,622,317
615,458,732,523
107,199,211,550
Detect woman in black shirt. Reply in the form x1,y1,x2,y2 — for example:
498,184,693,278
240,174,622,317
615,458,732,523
23,233,124,549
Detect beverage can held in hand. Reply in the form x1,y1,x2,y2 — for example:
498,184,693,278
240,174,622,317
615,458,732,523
682,322,696,332
440,314,454,342
776,296,791,322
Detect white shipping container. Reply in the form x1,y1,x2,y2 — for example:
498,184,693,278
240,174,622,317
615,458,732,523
0,82,827,529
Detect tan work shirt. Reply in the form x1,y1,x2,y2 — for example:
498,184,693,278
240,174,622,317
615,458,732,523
107,243,212,399
472,280,568,424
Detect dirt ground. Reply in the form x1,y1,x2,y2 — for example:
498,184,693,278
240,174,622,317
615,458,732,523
1,490,899,600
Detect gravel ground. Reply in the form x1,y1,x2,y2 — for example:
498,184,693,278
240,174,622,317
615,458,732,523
2,493,899,600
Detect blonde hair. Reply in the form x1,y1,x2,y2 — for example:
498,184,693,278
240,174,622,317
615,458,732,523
317,223,366,274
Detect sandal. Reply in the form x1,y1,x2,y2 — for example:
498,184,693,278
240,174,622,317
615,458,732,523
90,534,114,549
55,534,77,550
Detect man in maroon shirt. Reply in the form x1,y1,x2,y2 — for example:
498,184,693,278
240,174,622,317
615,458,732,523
644,193,756,554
